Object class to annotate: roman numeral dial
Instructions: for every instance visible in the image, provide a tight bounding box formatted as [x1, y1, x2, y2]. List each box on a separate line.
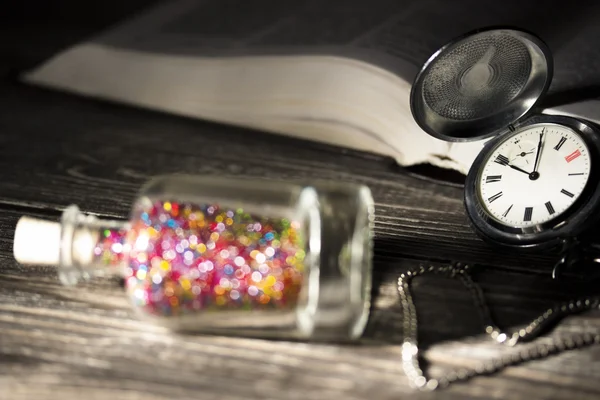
[523, 207, 533, 222]
[488, 192, 503, 203]
[561, 189, 574, 198]
[554, 137, 566, 151]
[494, 154, 509, 166]
[545, 201, 555, 215]
[565, 150, 581, 163]
[478, 124, 591, 228]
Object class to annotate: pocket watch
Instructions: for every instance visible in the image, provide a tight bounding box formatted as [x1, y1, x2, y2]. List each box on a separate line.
[410, 28, 600, 274]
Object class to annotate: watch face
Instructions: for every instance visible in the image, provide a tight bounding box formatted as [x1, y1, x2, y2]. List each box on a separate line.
[478, 123, 591, 228]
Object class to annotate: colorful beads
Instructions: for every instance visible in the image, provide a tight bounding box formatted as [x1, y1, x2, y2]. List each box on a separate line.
[124, 201, 306, 317]
[93, 227, 128, 266]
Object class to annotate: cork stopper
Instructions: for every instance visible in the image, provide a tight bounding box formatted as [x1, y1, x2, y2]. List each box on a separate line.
[13, 216, 61, 266]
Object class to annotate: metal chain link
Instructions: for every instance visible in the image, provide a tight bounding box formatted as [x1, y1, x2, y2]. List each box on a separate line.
[397, 263, 600, 391]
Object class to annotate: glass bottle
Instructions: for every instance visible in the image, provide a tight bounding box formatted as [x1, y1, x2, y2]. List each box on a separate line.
[13, 174, 374, 341]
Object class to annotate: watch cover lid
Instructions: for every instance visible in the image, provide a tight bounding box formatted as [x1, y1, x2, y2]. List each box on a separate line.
[410, 28, 553, 142]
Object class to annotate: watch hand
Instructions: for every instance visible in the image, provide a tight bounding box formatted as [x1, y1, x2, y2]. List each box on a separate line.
[508, 164, 530, 175]
[532, 128, 545, 173]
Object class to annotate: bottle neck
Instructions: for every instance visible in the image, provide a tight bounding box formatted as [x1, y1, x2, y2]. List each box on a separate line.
[58, 205, 129, 285]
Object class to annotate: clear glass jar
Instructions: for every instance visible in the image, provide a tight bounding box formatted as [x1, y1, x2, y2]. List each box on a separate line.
[14, 174, 374, 341]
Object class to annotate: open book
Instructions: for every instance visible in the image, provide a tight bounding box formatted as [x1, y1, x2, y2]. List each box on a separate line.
[22, 0, 600, 175]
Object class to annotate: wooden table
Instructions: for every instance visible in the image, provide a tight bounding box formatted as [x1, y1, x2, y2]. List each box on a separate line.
[2, 78, 600, 400]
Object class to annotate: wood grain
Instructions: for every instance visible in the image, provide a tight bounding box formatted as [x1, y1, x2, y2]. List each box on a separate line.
[2, 82, 600, 400]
